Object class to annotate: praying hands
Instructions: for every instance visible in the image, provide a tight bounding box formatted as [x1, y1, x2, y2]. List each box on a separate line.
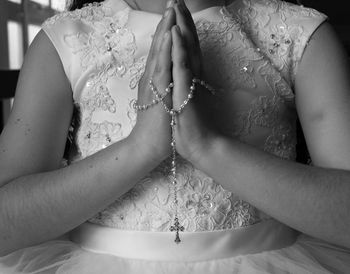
[133, 0, 350, 249]
[131, 0, 216, 166]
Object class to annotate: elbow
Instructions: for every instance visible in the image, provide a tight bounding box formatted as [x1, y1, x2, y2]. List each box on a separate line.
[0, 221, 18, 257]
[0, 237, 17, 257]
[334, 234, 350, 250]
[0, 226, 28, 257]
[0, 212, 20, 257]
[0, 248, 12, 258]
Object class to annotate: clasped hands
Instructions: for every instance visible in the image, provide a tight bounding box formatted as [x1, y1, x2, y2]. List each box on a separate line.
[129, 0, 216, 165]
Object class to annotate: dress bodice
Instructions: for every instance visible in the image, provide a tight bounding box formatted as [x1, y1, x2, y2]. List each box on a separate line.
[42, 0, 326, 232]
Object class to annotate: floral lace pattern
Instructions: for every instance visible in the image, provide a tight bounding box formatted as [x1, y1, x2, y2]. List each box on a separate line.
[43, 2, 145, 158]
[75, 64, 123, 157]
[196, 15, 262, 91]
[227, 0, 327, 83]
[42, 0, 325, 231]
[91, 156, 268, 231]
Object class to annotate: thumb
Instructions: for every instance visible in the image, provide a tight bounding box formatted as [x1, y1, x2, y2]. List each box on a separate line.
[171, 25, 194, 113]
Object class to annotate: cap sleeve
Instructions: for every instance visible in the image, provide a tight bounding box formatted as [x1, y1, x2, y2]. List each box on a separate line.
[278, 2, 328, 83]
[228, 0, 327, 88]
[41, 11, 79, 85]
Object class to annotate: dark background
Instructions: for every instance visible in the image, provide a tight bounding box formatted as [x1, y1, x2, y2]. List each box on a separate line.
[296, 0, 350, 53]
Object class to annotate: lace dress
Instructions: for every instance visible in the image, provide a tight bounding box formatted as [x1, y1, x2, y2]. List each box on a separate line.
[1, 0, 350, 273]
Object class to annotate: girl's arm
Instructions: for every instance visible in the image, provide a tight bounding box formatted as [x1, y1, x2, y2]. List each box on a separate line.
[0, 5, 176, 256]
[172, 1, 350, 249]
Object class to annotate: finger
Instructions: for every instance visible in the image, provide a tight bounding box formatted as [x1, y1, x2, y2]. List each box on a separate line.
[153, 7, 176, 59]
[143, 5, 176, 80]
[174, 3, 201, 76]
[153, 30, 173, 106]
[171, 25, 193, 110]
[178, 0, 198, 37]
[152, 0, 175, 52]
[166, 0, 175, 8]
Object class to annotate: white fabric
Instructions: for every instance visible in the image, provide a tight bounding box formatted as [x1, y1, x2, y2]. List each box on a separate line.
[2, 235, 350, 273]
[38, 0, 328, 234]
[2, 1, 350, 273]
[70, 220, 297, 261]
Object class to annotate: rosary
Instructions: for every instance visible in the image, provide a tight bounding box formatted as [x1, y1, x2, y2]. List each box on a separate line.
[133, 78, 215, 243]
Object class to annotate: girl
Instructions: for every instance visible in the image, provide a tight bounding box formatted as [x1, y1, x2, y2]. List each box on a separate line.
[1, 0, 350, 272]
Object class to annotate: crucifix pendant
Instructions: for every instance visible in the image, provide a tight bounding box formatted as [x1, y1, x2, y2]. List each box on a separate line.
[170, 217, 184, 244]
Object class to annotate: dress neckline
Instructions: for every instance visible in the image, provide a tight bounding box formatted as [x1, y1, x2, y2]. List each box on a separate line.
[104, 0, 228, 19]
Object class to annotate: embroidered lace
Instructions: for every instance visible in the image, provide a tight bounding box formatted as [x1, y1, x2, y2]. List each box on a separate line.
[42, 0, 326, 232]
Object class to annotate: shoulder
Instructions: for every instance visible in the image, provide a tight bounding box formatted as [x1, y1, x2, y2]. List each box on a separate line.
[226, 0, 327, 28]
[42, 2, 111, 30]
[41, 0, 130, 31]
[226, 0, 328, 83]
[40, 0, 132, 54]
[40, 1, 132, 85]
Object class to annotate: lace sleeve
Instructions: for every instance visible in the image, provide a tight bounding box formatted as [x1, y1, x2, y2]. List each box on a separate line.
[226, 0, 327, 89]
[278, 2, 328, 84]
[41, 11, 79, 84]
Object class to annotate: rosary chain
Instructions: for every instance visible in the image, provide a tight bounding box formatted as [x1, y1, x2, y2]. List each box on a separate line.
[134, 77, 215, 243]
[133, 80, 174, 111]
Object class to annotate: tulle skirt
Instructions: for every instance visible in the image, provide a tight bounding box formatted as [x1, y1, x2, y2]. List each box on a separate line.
[1, 220, 350, 274]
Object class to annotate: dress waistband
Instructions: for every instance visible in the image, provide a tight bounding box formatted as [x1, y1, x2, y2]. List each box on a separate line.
[70, 219, 298, 261]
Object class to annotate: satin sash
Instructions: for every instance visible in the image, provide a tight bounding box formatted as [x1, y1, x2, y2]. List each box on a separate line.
[70, 219, 298, 261]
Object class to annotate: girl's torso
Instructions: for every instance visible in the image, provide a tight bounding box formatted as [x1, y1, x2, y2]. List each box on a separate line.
[42, 0, 326, 232]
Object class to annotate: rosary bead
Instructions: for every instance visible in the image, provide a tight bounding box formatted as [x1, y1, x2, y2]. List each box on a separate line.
[133, 80, 174, 111]
[135, 77, 215, 244]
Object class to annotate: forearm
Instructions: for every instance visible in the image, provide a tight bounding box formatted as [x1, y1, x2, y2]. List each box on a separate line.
[0, 137, 160, 255]
[193, 136, 350, 248]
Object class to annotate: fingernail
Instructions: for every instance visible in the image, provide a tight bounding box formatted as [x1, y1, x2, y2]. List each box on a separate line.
[163, 8, 170, 17]
[174, 25, 181, 34]
[166, 0, 174, 8]
[164, 30, 170, 39]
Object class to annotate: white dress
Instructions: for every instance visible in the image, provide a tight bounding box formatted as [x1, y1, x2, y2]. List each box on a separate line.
[1, 0, 350, 273]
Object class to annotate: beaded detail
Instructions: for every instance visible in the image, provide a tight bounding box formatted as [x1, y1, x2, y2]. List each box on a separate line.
[42, 0, 326, 232]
